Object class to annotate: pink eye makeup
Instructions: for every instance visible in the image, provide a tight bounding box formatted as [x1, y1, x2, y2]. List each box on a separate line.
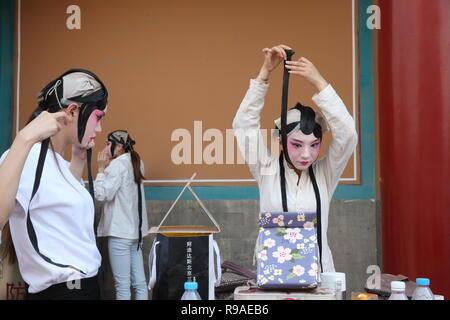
[93, 110, 105, 121]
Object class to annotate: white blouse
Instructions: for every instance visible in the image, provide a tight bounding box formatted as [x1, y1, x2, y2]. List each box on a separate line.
[0, 143, 101, 293]
[233, 79, 358, 272]
[94, 153, 149, 240]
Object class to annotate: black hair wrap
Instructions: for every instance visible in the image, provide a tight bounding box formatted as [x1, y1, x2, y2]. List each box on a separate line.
[284, 102, 323, 140]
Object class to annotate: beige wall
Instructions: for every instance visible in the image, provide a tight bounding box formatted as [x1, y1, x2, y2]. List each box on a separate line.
[15, 0, 360, 185]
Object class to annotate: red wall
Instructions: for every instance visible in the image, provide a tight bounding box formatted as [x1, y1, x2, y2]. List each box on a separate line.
[379, 0, 450, 298]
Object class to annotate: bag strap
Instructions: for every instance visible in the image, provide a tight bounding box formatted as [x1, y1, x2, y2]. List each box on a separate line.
[27, 138, 86, 275]
[156, 173, 220, 232]
[148, 239, 160, 290]
[212, 240, 222, 286]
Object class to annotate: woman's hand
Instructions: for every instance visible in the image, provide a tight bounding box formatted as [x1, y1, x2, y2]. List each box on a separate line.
[256, 44, 293, 82]
[17, 111, 69, 146]
[97, 146, 111, 173]
[285, 57, 329, 92]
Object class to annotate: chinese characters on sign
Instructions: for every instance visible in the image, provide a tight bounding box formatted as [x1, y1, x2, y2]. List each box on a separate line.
[6, 282, 26, 300]
[186, 241, 192, 281]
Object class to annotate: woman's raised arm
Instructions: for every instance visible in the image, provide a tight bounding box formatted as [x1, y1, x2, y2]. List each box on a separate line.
[0, 111, 68, 228]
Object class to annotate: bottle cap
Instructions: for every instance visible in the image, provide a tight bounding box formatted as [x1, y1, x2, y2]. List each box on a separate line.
[416, 278, 430, 286]
[391, 281, 405, 291]
[184, 281, 198, 290]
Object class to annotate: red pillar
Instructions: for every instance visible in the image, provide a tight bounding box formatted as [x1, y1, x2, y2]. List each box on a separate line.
[379, 0, 450, 298]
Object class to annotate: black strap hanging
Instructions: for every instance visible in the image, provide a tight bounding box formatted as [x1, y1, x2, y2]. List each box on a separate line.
[278, 49, 323, 272]
[27, 139, 86, 275]
[137, 183, 143, 251]
[86, 148, 98, 236]
[280, 49, 295, 167]
[86, 149, 95, 200]
[279, 154, 288, 212]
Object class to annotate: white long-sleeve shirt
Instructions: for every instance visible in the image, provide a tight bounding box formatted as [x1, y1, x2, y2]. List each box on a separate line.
[94, 153, 149, 240]
[233, 79, 358, 272]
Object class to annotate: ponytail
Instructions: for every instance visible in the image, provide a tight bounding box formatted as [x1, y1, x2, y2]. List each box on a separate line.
[130, 150, 145, 184]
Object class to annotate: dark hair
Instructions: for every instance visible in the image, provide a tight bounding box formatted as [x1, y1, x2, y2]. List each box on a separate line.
[277, 102, 323, 140]
[130, 150, 145, 185]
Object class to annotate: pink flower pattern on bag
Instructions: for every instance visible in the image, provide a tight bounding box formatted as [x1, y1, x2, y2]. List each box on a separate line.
[257, 212, 319, 289]
[292, 265, 305, 276]
[303, 221, 314, 231]
[283, 228, 303, 243]
[272, 215, 285, 227]
[272, 246, 292, 264]
[308, 263, 319, 277]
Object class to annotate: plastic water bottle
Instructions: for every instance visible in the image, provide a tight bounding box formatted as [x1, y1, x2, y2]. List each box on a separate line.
[412, 278, 434, 300]
[181, 281, 202, 300]
[335, 280, 344, 300]
[388, 281, 408, 300]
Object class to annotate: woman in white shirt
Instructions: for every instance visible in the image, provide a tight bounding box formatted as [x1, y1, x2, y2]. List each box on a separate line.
[0, 69, 108, 299]
[232, 45, 358, 272]
[94, 130, 149, 300]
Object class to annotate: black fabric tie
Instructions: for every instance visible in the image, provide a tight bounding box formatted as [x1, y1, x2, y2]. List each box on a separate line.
[137, 183, 143, 251]
[280, 50, 295, 167]
[86, 148, 98, 236]
[278, 49, 323, 272]
[27, 138, 86, 275]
